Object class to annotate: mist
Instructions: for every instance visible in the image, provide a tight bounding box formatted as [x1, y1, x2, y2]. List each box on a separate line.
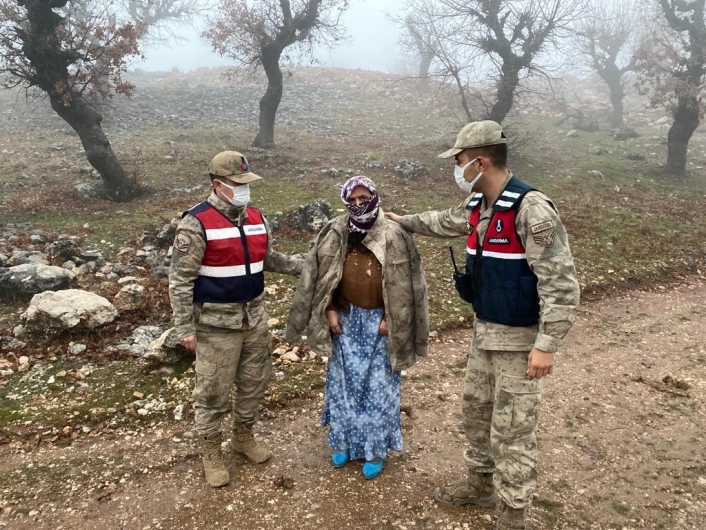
[133, 0, 408, 73]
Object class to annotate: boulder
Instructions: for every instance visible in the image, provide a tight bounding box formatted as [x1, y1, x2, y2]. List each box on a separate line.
[588, 146, 608, 155]
[588, 170, 605, 180]
[7, 250, 47, 266]
[46, 236, 82, 261]
[321, 167, 340, 178]
[72, 182, 107, 200]
[626, 152, 645, 161]
[613, 127, 639, 141]
[0, 263, 75, 301]
[113, 284, 145, 312]
[1, 336, 26, 351]
[113, 325, 164, 356]
[394, 159, 426, 180]
[144, 327, 191, 364]
[287, 199, 334, 232]
[150, 265, 170, 278]
[21, 289, 118, 337]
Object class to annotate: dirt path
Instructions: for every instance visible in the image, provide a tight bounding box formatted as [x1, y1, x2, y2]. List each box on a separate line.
[2, 283, 705, 530]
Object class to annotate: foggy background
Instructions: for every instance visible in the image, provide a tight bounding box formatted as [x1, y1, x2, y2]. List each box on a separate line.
[134, 0, 408, 72]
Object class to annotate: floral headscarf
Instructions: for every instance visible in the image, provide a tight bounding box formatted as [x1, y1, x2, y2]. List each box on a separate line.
[340, 176, 380, 234]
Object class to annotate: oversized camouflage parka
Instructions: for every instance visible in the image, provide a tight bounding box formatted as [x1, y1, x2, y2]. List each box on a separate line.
[285, 209, 429, 372]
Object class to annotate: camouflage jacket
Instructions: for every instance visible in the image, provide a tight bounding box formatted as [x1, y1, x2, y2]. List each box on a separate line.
[285, 210, 429, 372]
[169, 192, 304, 338]
[400, 173, 580, 353]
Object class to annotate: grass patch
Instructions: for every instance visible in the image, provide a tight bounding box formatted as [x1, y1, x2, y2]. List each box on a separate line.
[266, 360, 326, 408]
[0, 357, 195, 430]
[534, 498, 564, 512]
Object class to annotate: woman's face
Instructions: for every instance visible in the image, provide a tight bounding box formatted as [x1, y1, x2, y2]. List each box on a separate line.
[348, 185, 373, 206]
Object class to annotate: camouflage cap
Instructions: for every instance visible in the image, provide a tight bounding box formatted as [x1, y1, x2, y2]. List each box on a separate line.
[438, 120, 507, 158]
[208, 151, 262, 184]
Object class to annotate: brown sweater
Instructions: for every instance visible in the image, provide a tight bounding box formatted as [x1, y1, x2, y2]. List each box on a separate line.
[332, 244, 384, 310]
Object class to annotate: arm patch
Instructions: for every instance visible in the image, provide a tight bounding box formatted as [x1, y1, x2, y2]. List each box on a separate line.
[174, 233, 192, 255]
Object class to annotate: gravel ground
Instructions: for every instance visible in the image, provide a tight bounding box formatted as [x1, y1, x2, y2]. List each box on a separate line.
[1, 281, 705, 530]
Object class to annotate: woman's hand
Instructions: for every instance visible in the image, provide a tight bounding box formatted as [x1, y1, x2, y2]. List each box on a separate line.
[327, 309, 344, 334]
[378, 315, 388, 335]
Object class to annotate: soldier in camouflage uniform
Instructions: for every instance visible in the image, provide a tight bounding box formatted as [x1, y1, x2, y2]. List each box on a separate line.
[386, 121, 580, 529]
[169, 151, 304, 487]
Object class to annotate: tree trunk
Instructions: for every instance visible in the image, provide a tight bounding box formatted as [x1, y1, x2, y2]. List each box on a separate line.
[487, 65, 520, 123]
[601, 67, 625, 129]
[665, 94, 700, 176]
[417, 52, 433, 90]
[609, 89, 625, 129]
[50, 92, 137, 202]
[253, 49, 284, 149]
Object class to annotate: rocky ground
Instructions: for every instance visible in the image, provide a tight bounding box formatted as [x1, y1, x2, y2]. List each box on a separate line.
[2, 65, 706, 530]
[1, 282, 705, 530]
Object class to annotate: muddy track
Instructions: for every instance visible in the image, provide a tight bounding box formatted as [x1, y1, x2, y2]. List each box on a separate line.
[1, 283, 705, 530]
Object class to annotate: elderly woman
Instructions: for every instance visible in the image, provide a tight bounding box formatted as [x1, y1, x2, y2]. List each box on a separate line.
[286, 176, 429, 480]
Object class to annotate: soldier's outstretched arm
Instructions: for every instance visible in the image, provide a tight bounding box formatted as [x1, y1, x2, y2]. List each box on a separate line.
[262, 216, 305, 276]
[517, 193, 581, 355]
[169, 215, 206, 340]
[386, 200, 470, 238]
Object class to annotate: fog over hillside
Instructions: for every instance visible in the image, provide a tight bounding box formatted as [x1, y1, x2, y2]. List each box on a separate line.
[133, 0, 409, 73]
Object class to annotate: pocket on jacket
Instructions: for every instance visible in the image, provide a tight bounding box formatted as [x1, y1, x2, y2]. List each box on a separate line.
[494, 374, 542, 435]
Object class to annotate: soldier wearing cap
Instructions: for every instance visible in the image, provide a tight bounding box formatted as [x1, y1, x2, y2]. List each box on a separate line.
[386, 121, 580, 529]
[169, 151, 304, 487]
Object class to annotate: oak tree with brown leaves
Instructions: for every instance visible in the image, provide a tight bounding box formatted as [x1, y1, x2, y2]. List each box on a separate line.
[0, 0, 146, 201]
[636, 0, 706, 176]
[204, 0, 349, 149]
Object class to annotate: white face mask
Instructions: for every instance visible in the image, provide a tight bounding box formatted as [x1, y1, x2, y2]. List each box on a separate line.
[454, 157, 482, 194]
[219, 181, 250, 207]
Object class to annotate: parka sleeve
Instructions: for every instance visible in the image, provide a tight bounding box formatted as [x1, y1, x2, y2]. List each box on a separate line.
[516, 193, 581, 353]
[285, 231, 324, 343]
[404, 230, 429, 357]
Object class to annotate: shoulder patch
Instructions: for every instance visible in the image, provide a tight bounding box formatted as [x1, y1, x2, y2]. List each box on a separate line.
[530, 220, 554, 234]
[174, 233, 192, 255]
[533, 231, 556, 247]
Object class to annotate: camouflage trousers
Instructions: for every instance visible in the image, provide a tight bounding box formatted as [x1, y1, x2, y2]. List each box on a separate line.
[192, 323, 272, 437]
[462, 342, 543, 509]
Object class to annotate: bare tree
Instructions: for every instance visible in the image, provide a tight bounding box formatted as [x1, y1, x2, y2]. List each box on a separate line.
[635, 0, 706, 176]
[401, 0, 584, 124]
[0, 0, 145, 201]
[574, 0, 640, 129]
[399, 14, 437, 89]
[63, 1, 206, 47]
[204, 0, 349, 149]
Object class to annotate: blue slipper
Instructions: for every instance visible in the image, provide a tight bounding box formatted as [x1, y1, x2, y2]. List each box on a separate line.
[331, 451, 349, 468]
[362, 458, 384, 480]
